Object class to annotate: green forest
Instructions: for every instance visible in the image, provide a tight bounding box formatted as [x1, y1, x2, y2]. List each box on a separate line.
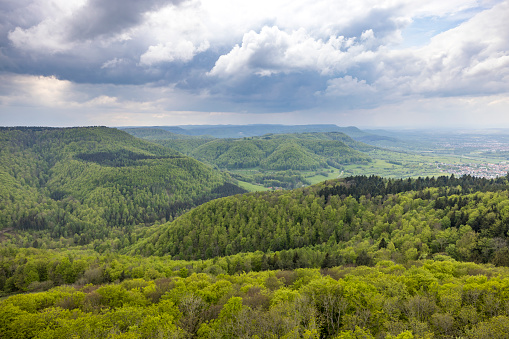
[128, 174, 509, 265]
[125, 130, 372, 171]
[3, 127, 509, 338]
[123, 129, 373, 189]
[0, 127, 245, 245]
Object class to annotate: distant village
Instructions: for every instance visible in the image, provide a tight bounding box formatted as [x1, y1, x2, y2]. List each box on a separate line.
[435, 162, 509, 179]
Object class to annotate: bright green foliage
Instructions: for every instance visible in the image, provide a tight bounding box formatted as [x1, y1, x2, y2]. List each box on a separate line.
[335, 326, 375, 338]
[466, 315, 509, 338]
[5, 127, 509, 338]
[385, 330, 414, 338]
[2, 262, 509, 338]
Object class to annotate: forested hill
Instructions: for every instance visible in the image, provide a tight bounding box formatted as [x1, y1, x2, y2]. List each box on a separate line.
[149, 124, 345, 138]
[127, 131, 373, 170]
[122, 128, 215, 157]
[0, 127, 245, 244]
[122, 127, 213, 141]
[128, 174, 509, 266]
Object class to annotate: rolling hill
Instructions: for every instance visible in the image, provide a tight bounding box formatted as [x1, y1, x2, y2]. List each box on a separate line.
[188, 133, 372, 170]
[0, 127, 245, 244]
[127, 174, 509, 265]
[3, 128, 509, 339]
[124, 131, 373, 171]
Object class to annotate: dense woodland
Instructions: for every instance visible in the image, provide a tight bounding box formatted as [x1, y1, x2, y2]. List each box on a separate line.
[231, 170, 312, 190]
[2, 247, 509, 338]
[129, 174, 509, 268]
[3, 127, 509, 338]
[124, 129, 374, 189]
[123, 130, 373, 170]
[0, 127, 245, 245]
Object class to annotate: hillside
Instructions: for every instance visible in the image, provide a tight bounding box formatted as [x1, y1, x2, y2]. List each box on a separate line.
[128, 174, 509, 266]
[165, 124, 345, 138]
[184, 133, 371, 170]
[3, 164, 509, 338]
[4, 128, 509, 339]
[122, 129, 386, 189]
[0, 127, 245, 244]
[121, 128, 215, 155]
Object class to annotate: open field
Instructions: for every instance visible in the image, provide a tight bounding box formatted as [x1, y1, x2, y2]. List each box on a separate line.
[236, 180, 270, 192]
[230, 148, 509, 192]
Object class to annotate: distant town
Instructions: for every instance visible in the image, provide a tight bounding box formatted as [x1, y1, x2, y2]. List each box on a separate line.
[435, 162, 509, 179]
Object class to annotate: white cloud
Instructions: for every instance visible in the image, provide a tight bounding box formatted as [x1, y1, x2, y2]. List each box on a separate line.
[207, 1, 509, 103]
[136, 1, 212, 65]
[0, 73, 77, 107]
[140, 40, 209, 66]
[0, 73, 159, 112]
[208, 26, 371, 78]
[8, 19, 72, 53]
[101, 58, 128, 69]
[400, 1, 509, 95]
[7, 0, 86, 53]
[323, 76, 377, 97]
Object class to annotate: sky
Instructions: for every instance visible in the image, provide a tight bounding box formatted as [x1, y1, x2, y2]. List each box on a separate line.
[1, 0, 508, 128]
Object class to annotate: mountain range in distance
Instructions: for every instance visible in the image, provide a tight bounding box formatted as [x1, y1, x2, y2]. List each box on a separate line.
[120, 124, 405, 149]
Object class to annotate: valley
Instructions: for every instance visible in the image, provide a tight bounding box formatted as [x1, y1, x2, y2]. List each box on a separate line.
[2, 125, 509, 338]
[123, 126, 509, 190]
[3, 1, 507, 336]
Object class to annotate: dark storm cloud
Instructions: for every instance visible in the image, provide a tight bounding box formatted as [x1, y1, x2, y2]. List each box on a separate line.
[65, 0, 185, 41]
[0, 0, 42, 45]
[201, 71, 327, 112]
[0, 0, 199, 86]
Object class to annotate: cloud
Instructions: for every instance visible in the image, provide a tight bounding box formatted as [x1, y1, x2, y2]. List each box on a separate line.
[4, 0, 212, 85]
[341, 94, 509, 129]
[139, 39, 210, 66]
[208, 26, 369, 78]
[323, 76, 377, 97]
[382, 1, 509, 98]
[0, 73, 157, 111]
[1, 0, 508, 127]
[6, 0, 81, 53]
[101, 58, 128, 69]
[64, 0, 185, 41]
[0, 73, 78, 107]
